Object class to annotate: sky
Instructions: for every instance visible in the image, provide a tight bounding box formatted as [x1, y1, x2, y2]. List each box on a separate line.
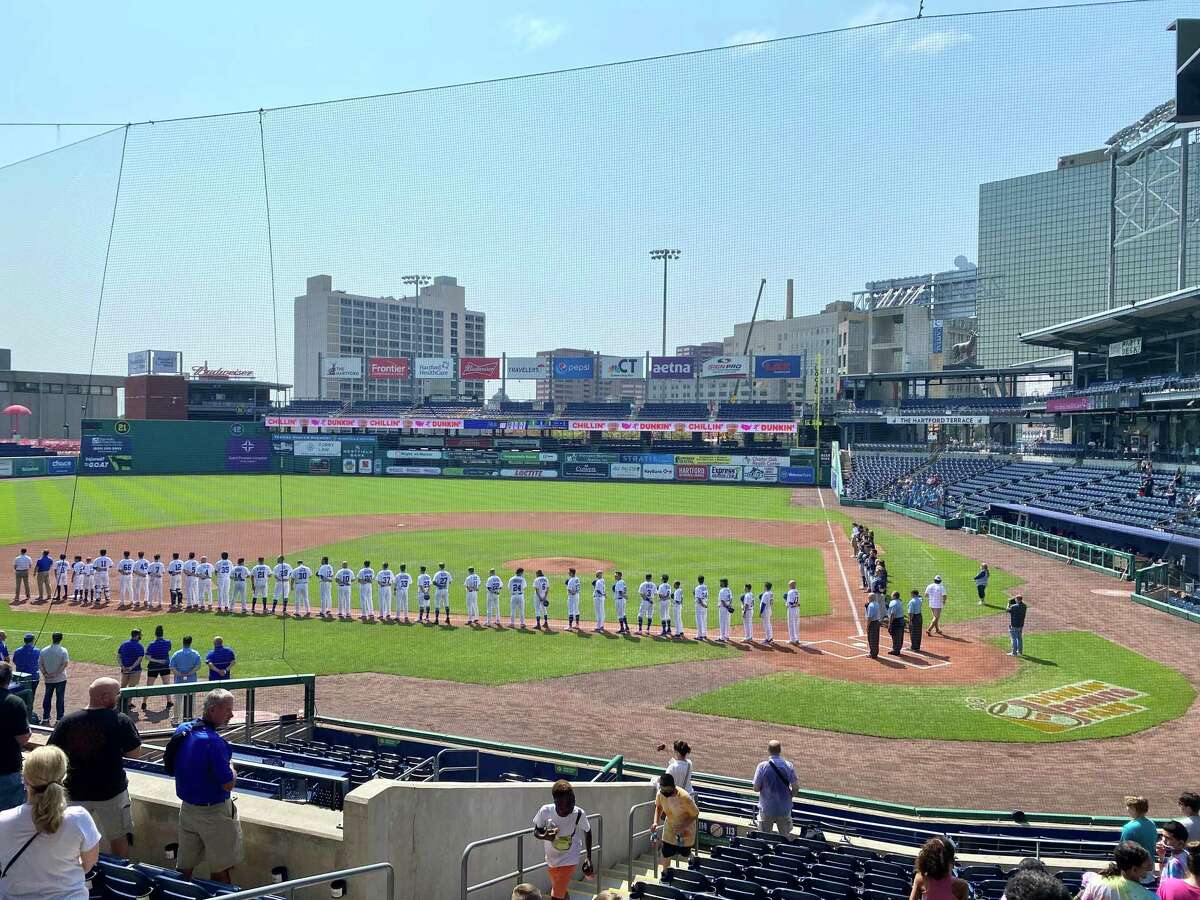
[0, 0, 1191, 391]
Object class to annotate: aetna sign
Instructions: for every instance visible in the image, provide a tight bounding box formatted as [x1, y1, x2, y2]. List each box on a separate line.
[368, 357, 410, 380]
[649, 356, 695, 379]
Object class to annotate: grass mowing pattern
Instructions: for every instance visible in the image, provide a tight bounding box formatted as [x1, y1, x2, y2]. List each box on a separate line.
[670, 631, 1193, 742]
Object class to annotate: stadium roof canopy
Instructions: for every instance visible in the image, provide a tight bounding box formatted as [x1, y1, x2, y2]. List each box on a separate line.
[841, 360, 1071, 383]
[1019, 284, 1200, 353]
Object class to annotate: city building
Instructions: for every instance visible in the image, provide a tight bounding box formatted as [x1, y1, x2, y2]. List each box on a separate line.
[293, 274, 487, 403]
[857, 257, 978, 322]
[531, 350, 647, 406]
[124, 361, 288, 422]
[0, 348, 122, 439]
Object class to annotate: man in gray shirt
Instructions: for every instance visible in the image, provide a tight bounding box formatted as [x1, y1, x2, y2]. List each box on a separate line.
[38, 633, 69, 725]
[864, 590, 883, 660]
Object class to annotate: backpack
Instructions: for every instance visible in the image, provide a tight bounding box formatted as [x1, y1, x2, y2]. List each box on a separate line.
[163, 719, 202, 776]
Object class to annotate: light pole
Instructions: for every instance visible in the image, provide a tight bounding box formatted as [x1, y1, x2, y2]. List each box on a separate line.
[402, 274, 430, 403]
[649, 249, 681, 357]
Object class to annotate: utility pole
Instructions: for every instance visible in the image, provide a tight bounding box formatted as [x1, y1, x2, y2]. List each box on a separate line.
[649, 249, 681, 356]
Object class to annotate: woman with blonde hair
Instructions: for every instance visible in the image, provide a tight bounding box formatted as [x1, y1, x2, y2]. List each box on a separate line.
[0, 745, 100, 900]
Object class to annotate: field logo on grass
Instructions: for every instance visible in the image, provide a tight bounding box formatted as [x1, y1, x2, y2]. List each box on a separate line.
[970, 680, 1148, 734]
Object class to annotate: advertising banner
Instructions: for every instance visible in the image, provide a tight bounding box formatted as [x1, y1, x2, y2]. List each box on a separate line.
[1046, 397, 1089, 413]
[226, 437, 271, 473]
[505, 357, 551, 380]
[754, 354, 805, 378]
[738, 455, 789, 467]
[563, 452, 618, 463]
[610, 463, 642, 479]
[599, 356, 643, 379]
[0, 460, 11, 477]
[395, 436, 445, 446]
[885, 415, 989, 425]
[323, 356, 363, 379]
[641, 463, 675, 480]
[700, 356, 750, 378]
[932, 320, 944, 354]
[501, 468, 559, 478]
[444, 449, 501, 464]
[308, 458, 331, 474]
[649, 356, 694, 379]
[500, 450, 542, 464]
[562, 462, 610, 478]
[127, 351, 150, 376]
[462, 418, 503, 430]
[619, 452, 674, 464]
[46, 457, 77, 475]
[458, 357, 501, 380]
[367, 357, 410, 380]
[415, 357, 454, 379]
[386, 449, 444, 460]
[151, 351, 180, 374]
[675, 454, 730, 465]
[708, 464, 742, 482]
[494, 437, 540, 449]
[741, 464, 780, 483]
[778, 466, 816, 485]
[674, 464, 708, 481]
[358, 458, 374, 474]
[81, 434, 133, 474]
[294, 439, 342, 457]
[552, 356, 595, 380]
[447, 437, 493, 448]
[342, 458, 357, 474]
[385, 465, 441, 476]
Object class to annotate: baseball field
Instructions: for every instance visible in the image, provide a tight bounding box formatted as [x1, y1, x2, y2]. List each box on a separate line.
[0, 474, 1192, 749]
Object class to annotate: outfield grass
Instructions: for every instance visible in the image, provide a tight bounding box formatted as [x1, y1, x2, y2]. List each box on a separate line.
[670, 631, 1194, 742]
[0, 475, 829, 545]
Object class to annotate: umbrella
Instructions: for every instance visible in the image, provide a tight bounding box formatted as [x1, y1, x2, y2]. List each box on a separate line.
[3, 404, 31, 439]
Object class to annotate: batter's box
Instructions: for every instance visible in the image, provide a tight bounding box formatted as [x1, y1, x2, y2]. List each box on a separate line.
[801, 640, 868, 659]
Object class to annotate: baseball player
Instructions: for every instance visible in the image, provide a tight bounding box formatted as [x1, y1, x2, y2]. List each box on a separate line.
[82, 558, 96, 606]
[292, 559, 312, 618]
[93, 549, 112, 605]
[741, 583, 755, 642]
[694, 575, 709, 641]
[672, 580, 685, 638]
[508, 566, 527, 628]
[759, 581, 775, 644]
[657, 575, 672, 636]
[485, 568, 503, 626]
[271, 555, 291, 616]
[637, 574, 655, 634]
[376, 563, 394, 622]
[182, 552, 199, 610]
[592, 570, 607, 632]
[357, 560, 375, 622]
[53, 554, 69, 603]
[167, 553, 183, 609]
[116, 551, 134, 609]
[133, 551, 151, 609]
[250, 556, 270, 614]
[70, 556, 84, 604]
[785, 579, 801, 644]
[395, 564, 411, 623]
[565, 568, 581, 630]
[231, 557, 250, 614]
[433, 563, 452, 625]
[148, 554, 165, 610]
[196, 556, 215, 610]
[533, 569, 549, 630]
[613, 572, 628, 635]
[335, 561, 354, 619]
[215, 552, 233, 612]
[463, 566, 480, 625]
[416, 566, 432, 623]
[317, 556, 334, 618]
[717, 579, 734, 642]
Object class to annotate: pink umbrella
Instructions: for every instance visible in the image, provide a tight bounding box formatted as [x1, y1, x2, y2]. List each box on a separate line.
[3, 404, 31, 438]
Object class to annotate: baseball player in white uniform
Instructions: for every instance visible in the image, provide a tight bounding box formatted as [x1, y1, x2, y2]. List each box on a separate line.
[717, 578, 734, 642]
[197, 557, 215, 610]
[565, 569, 581, 630]
[53, 554, 70, 602]
[376, 563, 394, 621]
[785, 579, 801, 644]
[70, 556, 85, 604]
[182, 553, 199, 610]
[250, 557, 270, 614]
[231, 558, 250, 614]
[592, 571, 607, 631]
[416, 566, 432, 623]
[485, 569, 502, 626]
[357, 561, 375, 621]
[463, 567, 480, 625]
[167, 553, 183, 609]
[292, 560, 312, 617]
[317, 557, 334, 618]
[93, 549, 112, 605]
[82, 558, 96, 604]
[215, 553, 233, 612]
[395, 564, 411, 622]
[117, 552, 134, 609]
[533, 570, 549, 630]
[694, 575, 709, 641]
[672, 581, 685, 638]
[657, 576, 672, 636]
[637, 575, 655, 634]
[741, 584, 755, 642]
[271, 556, 291, 616]
[433, 564, 452, 625]
[133, 552, 150, 609]
[335, 561, 354, 619]
[148, 554, 165, 610]
[508, 567, 527, 628]
[613, 572, 629, 634]
[759, 581, 775, 644]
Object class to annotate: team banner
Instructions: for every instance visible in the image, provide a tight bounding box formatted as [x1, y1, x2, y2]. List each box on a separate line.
[754, 355, 805, 378]
[323, 356, 363, 379]
[458, 356, 501, 380]
[885, 415, 989, 425]
[505, 357, 551, 380]
[649, 356, 694, 379]
[415, 357, 454, 379]
[700, 356, 750, 378]
[599, 356, 643, 379]
[552, 356, 595, 380]
[368, 357, 410, 380]
[127, 351, 150, 376]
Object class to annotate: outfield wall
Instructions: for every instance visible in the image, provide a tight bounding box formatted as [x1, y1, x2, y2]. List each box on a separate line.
[0, 455, 77, 478]
[81, 419, 272, 475]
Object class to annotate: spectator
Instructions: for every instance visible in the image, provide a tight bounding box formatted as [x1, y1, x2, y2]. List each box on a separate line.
[751, 740, 797, 836]
[12, 634, 40, 721]
[34, 551, 53, 604]
[48, 677, 142, 857]
[0, 631, 8, 662]
[1124, 797, 1159, 858]
[170, 636, 202, 720]
[594, 892, 623, 900]
[1004, 868, 1071, 900]
[651, 772, 699, 870]
[512, 886, 542, 900]
[11, 549, 32, 604]
[1080, 841, 1156, 900]
[974, 564, 990, 605]
[1007, 596, 1028, 657]
[1159, 821, 1191, 880]
[659, 740, 692, 794]
[532, 780, 594, 900]
[1179, 794, 1200, 842]
[0, 745, 100, 900]
[170, 688, 243, 883]
[116, 629, 144, 689]
[0, 664, 32, 812]
[38, 632, 68, 726]
[1157, 845, 1200, 900]
[206, 637, 235, 681]
[910, 836, 969, 900]
[145, 625, 173, 715]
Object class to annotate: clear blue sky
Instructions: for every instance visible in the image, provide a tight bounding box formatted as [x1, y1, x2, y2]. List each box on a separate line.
[0, 0, 1190, 388]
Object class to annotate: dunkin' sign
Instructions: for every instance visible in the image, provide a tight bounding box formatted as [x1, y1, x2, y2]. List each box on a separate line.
[458, 357, 501, 380]
[368, 357, 410, 380]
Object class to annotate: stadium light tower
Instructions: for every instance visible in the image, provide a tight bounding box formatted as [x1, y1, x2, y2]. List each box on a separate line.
[402, 275, 431, 400]
[649, 249, 682, 356]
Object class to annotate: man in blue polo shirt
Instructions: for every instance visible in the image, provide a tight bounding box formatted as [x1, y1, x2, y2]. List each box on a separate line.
[34, 551, 53, 604]
[117, 629, 145, 690]
[752, 740, 798, 836]
[205, 638, 235, 681]
[12, 634, 40, 721]
[170, 636, 202, 721]
[170, 688, 242, 883]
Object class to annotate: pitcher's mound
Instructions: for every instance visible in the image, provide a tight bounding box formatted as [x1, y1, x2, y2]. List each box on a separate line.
[505, 557, 614, 574]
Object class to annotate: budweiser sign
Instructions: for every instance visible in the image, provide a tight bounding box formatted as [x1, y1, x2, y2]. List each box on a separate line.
[458, 357, 501, 380]
[191, 364, 254, 380]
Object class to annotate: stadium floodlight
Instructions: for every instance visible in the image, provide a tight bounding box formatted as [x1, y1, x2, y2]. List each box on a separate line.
[649, 249, 682, 356]
[402, 275, 431, 401]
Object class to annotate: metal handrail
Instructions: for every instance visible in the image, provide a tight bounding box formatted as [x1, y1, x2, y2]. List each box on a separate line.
[460, 814, 603, 900]
[626, 799, 658, 889]
[399, 755, 437, 782]
[592, 754, 623, 782]
[436, 747, 480, 782]
[216, 862, 394, 899]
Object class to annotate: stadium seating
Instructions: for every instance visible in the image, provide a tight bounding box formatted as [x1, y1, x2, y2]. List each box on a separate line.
[844, 454, 925, 500]
[640, 403, 710, 420]
[564, 402, 633, 417]
[273, 399, 341, 415]
[717, 402, 794, 421]
[92, 854, 281, 899]
[497, 400, 548, 414]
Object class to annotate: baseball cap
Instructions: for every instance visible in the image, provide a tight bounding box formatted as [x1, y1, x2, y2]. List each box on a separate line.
[934, 575, 942, 582]
[22, 633, 35, 642]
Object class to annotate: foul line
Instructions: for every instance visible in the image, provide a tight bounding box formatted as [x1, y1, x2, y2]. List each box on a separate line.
[816, 488, 864, 637]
